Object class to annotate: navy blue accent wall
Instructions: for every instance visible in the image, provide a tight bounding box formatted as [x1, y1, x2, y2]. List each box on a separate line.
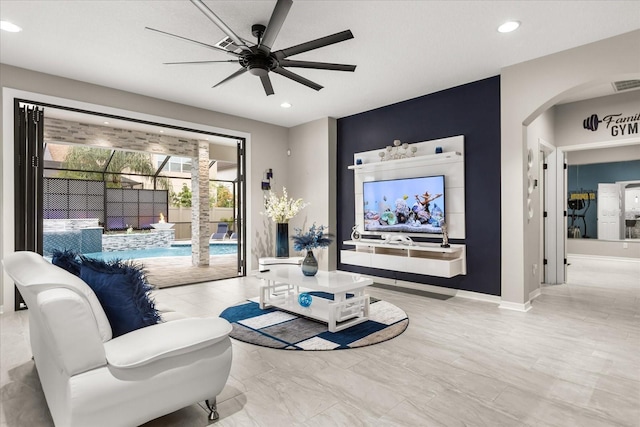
[337, 76, 501, 296]
[568, 160, 640, 239]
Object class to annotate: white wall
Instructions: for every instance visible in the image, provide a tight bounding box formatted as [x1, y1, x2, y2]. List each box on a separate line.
[287, 117, 337, 271]
[500, 29, 640, 309]
[1, 64, 289, 311]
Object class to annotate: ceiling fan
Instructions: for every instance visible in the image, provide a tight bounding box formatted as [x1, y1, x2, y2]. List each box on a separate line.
[146, 0, 356, 96]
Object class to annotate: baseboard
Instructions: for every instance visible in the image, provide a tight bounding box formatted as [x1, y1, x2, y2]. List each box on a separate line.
[567, 254, 640, 264]
[346, 274, 501, 304]
[498, 301, 532, 312]
[529, 287, 542, 301]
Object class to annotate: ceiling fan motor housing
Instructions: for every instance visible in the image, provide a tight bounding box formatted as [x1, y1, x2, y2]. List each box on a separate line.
[241, 52, 277, 76]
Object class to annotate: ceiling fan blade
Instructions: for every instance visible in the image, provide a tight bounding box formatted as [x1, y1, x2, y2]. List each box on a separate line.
[163, 60, 239, 65]
[274, 30, 354, 59]
[272, 67, 323, 91]
[145, 27, 239, 56]
[213, 68, 247, 88]
[279, 59, 356, 72]
[190, 0, 252, 53]
[258, 0, 292, 53]
[260, 75, 275, 96]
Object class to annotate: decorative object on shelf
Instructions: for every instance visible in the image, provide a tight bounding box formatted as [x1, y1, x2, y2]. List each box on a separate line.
[350, 225, 361, 240]
[292, 224, 334, 276]
[262, 187, 309, 258]
[301, 251, 318, 276]
[440, 221, 450, 248]
[298, 292, 313, 307]
[379, 139, 415, 161]
[276, 223, 289, 257]
[383, 234, 414, 245]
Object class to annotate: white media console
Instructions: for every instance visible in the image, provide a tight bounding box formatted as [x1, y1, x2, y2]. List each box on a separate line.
[341, 239, 466, 278]
[342, 135, 467, 278]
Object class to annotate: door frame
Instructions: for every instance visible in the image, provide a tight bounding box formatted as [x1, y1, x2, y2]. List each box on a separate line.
[2, 88, 253, 312]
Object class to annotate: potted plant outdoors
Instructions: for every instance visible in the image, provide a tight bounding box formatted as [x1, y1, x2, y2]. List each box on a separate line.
[292, 224, 334, 276]
[263, 187, 309, 258]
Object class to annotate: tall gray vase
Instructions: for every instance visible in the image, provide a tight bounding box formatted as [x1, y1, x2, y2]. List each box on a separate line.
[276, 223, 289, 258]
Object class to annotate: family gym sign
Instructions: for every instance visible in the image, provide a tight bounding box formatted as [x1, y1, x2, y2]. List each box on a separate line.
[583, 112, 640, 137]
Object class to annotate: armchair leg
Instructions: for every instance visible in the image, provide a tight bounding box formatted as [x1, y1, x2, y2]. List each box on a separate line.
[205, 398, 219, 422]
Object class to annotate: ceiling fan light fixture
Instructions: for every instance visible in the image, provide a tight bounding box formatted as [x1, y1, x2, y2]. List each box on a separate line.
[248, 66, 269, 76]
[498, 21, 520, 33]
[0, 20, 22, 32]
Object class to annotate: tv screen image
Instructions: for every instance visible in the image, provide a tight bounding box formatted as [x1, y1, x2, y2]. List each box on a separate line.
[363, 175, 445, 234]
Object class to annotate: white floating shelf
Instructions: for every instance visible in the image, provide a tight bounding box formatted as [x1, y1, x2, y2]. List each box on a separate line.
[348, 151, 462, 171]
[341, 240, 467, 277]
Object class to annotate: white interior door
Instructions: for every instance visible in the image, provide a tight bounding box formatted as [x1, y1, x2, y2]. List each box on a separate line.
[597, 183, 620, 240]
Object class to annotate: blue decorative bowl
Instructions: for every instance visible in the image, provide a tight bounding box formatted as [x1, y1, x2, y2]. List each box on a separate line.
[298, 292, 313, 307]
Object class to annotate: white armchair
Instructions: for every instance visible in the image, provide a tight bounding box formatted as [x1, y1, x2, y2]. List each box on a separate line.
[2, 251, 233, 427]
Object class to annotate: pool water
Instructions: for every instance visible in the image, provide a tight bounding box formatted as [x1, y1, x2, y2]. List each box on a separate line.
[84, 243, 237, 262]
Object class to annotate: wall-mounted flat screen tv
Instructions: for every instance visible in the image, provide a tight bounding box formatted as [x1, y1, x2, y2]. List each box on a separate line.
[363, 175, 445, 234]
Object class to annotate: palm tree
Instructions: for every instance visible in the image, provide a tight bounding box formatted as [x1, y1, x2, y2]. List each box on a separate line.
[59, 146, 170, 189]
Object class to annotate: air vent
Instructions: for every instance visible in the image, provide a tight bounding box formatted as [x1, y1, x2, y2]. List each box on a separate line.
[612, 80, 640, 92]
[214, 36, 242, 53]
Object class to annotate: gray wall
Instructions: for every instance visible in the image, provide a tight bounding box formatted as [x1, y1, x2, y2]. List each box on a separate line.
[500, 29, 640, 308]
[524, 109, 555, 298]
[287, 118, 337, 271]
[555, 89, 640, 259]
[555, 90, 640, 147]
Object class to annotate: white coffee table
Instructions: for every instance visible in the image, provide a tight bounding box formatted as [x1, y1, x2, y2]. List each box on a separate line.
[256, 265, 373, 332]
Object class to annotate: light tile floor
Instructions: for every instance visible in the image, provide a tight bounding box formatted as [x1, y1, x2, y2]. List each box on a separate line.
[143, 254, 239, 288]
[1, 258, 638, 426]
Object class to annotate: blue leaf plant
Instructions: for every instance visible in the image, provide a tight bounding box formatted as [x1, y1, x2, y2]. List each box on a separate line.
[291, 223, 334, 252]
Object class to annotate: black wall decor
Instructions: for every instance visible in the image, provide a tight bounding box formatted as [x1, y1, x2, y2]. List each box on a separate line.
[337, 76, 501, 296]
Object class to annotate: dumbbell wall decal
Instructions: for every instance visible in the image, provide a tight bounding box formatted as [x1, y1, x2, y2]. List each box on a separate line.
[583, 114, 601, 131]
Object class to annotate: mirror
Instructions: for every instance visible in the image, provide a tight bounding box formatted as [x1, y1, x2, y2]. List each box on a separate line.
[567, 146, 640, 241]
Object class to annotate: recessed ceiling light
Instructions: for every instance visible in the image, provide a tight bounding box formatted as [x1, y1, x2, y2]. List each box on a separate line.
[280, 102, 292, 108]
[103, 121, 110, 125]
[159, 130, 164, 133]
[498, 21, 520, 33]
[0, 20, 22, 32]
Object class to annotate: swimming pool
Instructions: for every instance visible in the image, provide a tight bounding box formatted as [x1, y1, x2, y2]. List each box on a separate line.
[83, 243, 237, 262]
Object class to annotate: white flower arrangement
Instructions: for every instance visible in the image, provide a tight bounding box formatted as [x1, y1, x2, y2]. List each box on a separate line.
[262, 187, 309, 223]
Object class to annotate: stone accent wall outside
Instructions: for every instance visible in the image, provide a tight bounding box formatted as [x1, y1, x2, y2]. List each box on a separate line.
[43, 218, 100, 232]
[102, 230, 175, 252]
[44, 118, 199, 157]
[191, 141, 210, 266]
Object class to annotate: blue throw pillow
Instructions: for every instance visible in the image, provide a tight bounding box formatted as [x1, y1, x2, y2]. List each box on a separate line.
[79, 257, 161, 338]
[51, 249, 82, 277]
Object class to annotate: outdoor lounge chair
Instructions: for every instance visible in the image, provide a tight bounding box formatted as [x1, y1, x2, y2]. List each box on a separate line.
[210, 223, 228, 240]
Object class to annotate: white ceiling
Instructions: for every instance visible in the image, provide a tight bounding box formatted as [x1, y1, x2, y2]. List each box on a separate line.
[1, 1, 639, 129]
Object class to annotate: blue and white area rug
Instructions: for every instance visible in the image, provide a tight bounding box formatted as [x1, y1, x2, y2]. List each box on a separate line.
[219, 296, 409, 350]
